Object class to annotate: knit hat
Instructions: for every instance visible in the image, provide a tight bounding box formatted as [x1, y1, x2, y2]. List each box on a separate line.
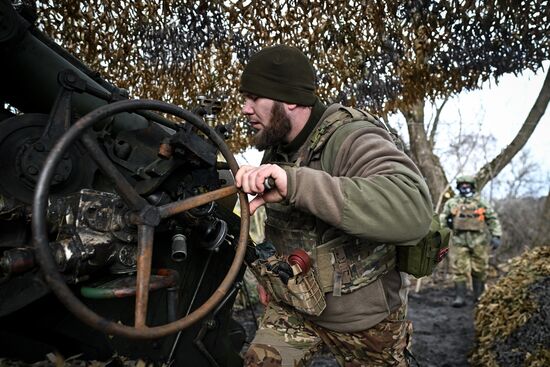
[239, 45, 317, 106]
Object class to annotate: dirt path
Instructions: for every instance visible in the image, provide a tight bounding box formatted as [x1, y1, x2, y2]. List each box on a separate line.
[235, 283, 476, 367]
[407, 285, 475, 367]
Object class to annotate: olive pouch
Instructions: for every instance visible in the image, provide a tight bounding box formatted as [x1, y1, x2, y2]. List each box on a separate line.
[396, 214, 451, 278]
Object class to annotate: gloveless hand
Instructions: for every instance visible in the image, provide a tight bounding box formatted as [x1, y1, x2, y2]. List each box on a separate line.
[235, 164, 288, 214]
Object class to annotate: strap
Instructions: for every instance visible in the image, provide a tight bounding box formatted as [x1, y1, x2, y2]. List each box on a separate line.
[302, 105, 396, 167]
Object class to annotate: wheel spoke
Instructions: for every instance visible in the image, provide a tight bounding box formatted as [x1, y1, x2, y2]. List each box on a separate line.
[158, 185, 238, 219]
[32, 99, 250, 339]
[81, 133, 147, 211]
[135, 224, 155, 328]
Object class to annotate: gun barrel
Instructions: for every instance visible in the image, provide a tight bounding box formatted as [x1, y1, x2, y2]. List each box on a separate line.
[0, 1, 148, 132]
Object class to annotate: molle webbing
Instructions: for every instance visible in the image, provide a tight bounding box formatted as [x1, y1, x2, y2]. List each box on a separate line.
[263, 105, 396, 297]
[315, 236, 395, 295]
[452, 202, 486, 231]
[265, 203, 395, 296]
[265, 202, 319, 255]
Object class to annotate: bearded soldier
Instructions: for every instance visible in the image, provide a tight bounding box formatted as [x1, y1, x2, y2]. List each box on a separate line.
[235, 45, 433, 367]
[440, 175, 502, 307]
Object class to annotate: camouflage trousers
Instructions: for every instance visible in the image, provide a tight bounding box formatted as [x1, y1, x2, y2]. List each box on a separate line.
[244, 302, 412, 367]
[449, 231, 490, 283]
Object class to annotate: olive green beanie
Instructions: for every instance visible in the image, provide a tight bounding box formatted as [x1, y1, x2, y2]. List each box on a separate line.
[239, 45, 317, 106]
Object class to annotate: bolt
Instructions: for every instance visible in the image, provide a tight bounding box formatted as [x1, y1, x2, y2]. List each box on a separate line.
[206, 319, 217, 329]
[66, 72, 77, 83]
[34, 143, 45, 152]
[27, 166, 38, 175]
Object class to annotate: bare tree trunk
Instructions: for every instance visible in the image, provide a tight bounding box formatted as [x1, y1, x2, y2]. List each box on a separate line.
[534, 188, 550, 246]
[476, 70, 550, 190]
[402, 100, 449, 204]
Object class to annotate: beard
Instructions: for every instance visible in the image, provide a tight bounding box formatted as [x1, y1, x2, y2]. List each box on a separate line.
[252, 102, 291, 151]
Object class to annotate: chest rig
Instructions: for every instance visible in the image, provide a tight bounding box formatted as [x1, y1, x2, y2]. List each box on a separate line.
[263, 106, 396, 296]
[451, 197, 487, 232]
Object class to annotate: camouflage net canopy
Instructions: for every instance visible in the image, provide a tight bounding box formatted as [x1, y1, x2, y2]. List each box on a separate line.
[34, 0, 550, 151]
[471, 246, 550, 367]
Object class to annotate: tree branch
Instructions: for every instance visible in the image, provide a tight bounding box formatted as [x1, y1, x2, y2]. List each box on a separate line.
[476, 69, 550, 190]
[429, 97, 449, 148]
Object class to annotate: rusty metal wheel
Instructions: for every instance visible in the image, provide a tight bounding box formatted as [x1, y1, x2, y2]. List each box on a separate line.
[32, 99, 249, 339]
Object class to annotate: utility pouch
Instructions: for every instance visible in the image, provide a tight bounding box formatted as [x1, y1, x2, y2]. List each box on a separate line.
[250, 254, 326, 316]
[396, 214, 451, 278]
[285, 262, 326, 316]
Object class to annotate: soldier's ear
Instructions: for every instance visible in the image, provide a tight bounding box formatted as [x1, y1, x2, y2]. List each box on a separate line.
[284, 103, 298, 111]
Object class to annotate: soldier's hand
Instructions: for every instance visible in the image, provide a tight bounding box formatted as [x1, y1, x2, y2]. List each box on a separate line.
[257, 284, 270, 307]
[490, 236, 501, 250]
[235, 164, 288, 214]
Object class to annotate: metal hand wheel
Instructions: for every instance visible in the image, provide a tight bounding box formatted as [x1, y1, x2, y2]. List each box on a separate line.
[32, 99, 249, 339]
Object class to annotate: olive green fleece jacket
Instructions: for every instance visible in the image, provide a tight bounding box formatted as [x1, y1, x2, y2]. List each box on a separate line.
[266, 102, 433, 331]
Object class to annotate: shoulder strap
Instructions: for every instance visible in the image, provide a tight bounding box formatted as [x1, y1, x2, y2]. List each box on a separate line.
[301, 106, 389, 166]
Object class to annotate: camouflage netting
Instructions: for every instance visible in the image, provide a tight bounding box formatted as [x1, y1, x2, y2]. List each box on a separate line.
[29, 0, 550, 152]
[470, 245, 550, 367]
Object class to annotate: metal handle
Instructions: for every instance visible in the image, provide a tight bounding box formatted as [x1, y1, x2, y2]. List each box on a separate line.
[264, 177, 275, 190]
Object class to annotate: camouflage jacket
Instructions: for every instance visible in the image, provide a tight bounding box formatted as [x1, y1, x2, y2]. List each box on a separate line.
[440, 195, 502, 242]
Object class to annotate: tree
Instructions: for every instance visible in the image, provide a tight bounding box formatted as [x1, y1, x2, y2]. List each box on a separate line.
[34, 0, 550, 199]
[475, 71, 550, 190]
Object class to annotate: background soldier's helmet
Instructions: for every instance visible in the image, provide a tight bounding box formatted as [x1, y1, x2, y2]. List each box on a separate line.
[456, 175, 476, 188]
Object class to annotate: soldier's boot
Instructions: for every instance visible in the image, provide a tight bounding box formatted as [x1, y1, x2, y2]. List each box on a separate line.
[452, 282, 467, 308]
[472, 278, 485, 302]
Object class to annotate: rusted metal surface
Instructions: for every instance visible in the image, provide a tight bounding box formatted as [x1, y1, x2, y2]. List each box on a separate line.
[159, 185, 238, 219]
[32, 98, 250, 339]
[158, 141, 173, 159]
[0, 248, 35, 277]
[135, 224, 154, 328]
[80, 269, 179, 299]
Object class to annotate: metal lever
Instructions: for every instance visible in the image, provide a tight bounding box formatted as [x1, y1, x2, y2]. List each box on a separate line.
[264, 177, 275, 190]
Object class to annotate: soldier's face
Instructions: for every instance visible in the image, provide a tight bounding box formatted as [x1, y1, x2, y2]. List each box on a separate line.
[241, 95, 291, 150]
[458, 183, 474, 197]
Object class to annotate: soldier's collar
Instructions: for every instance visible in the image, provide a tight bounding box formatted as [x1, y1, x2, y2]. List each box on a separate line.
[280, 98, 326, 154]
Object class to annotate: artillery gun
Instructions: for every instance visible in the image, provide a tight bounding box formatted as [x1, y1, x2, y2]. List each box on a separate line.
[0, 1, 250, 365]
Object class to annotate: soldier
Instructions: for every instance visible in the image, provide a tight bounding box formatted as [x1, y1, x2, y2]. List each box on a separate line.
[440, 175, 502, 308]
[235, 45, 433, 366]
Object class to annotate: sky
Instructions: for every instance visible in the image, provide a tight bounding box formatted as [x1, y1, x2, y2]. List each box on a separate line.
[413, 61, 550, 177]
[236, 62, 550, 197]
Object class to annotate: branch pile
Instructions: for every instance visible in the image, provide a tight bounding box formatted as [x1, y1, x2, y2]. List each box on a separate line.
[471, 245, 550, 367]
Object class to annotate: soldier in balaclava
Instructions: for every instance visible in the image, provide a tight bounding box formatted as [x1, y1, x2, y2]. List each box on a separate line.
[440, 175, 502, 307]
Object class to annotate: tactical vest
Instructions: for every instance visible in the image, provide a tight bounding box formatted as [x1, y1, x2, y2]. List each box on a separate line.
[264, 105, 396, 296]
[451, 199, 487, 232]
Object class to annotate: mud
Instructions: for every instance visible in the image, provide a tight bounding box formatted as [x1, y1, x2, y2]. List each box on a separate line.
[234, 283, 476, 367]
[0, 283, 476, 366]
[407, 285, 475, 367]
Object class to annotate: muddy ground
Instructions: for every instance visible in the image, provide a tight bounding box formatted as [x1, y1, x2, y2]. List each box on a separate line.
[234, 281, 476, 367]
[0, 279, 476, 367]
